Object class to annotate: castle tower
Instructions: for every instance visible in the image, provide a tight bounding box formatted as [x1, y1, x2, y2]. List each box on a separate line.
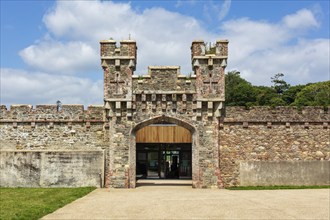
[100, 39, 137, 117]
[191, 40, 228, 116]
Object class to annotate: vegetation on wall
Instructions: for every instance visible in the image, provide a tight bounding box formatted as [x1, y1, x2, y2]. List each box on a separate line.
[225, 71, 330, 107]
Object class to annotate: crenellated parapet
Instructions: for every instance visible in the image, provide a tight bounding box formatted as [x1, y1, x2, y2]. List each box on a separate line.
[223, 106, 330, 129]
[103, 39, 228, 121]
[0, 104, 104, 123]
[0, 105, 106, 151]
[100, 39, 137, 101]
[191, 40, 228, 101]
[132, 66, 196, 93]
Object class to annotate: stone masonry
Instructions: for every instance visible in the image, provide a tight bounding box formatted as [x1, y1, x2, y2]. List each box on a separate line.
[101, 39, 228, 188]
[0, 39, 329, 188]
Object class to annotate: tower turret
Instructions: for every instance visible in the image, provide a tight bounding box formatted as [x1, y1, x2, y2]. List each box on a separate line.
[100, 39, 137, 101]
[191, 39, 228, 117]
[191, 40, 228, 100]
[100, 39, 137, 118]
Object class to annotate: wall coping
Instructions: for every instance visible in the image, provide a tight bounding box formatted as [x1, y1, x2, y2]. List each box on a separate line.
[0, 150, 104, 153]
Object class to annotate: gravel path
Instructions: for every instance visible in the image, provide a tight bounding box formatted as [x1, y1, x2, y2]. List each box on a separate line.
[42, 181, 330, 220]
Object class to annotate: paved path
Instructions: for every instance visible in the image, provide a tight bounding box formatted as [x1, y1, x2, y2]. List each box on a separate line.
[42, 181, 330, 220]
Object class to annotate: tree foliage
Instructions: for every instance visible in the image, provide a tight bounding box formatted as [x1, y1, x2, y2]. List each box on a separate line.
[292, 81, 330, 107]
[271, 73, 290, 94]
[225, 71, 329, 107]
[225, 71, 256, 106]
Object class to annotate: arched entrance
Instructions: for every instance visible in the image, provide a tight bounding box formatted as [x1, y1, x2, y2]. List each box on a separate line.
[129, 115, 199, 188]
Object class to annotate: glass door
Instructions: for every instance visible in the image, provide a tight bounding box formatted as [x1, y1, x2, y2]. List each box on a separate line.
[147, 151, 159, 178]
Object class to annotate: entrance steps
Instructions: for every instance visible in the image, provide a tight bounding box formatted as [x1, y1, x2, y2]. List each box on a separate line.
[136, 179, 192, 187]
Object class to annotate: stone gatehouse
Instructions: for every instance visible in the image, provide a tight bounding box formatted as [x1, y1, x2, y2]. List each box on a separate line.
[0, 39, 329, 188]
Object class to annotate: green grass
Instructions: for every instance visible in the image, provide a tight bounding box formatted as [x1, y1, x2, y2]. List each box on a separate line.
[226, 185, 330, 190]
[0, 187, 96, 220]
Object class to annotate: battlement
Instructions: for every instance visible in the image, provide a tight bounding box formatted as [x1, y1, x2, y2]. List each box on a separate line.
[191, 39, 228, 59]
[0, 104, 104, 121]
[100, 39, 137, 59]
[224, 106, 330, 123]
[131, 66, 196, 93]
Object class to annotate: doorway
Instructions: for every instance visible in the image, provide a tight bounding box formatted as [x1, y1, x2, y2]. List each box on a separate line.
[136, 143, 192, 180]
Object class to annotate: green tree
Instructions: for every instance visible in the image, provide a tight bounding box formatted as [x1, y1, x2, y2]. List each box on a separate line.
[293, 81, 330, 107]
[269, 97, 286, 106]
[225, 71, 256, 106]
[253, 86, 278, 106]
[282, 84, 306, 105]
[271, 73, 290, 95]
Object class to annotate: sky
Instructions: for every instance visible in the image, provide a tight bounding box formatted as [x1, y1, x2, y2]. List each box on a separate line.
[1, 0, 329, 106]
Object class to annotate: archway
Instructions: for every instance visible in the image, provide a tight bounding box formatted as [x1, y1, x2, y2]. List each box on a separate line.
[129, 115, 199, 188]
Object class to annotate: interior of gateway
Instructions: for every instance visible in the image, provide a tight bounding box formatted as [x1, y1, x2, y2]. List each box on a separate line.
[136, 143, 192, 179]
[136, 124, 192, 180]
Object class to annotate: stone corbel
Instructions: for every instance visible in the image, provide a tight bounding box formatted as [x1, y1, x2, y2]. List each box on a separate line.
[172, 94, 177, 101]
[267, 122, 272, 129]
[68, 121, 72, 129]
[152, 94, 157, 102]
[101, 60, 108, 69]
[128, 59, 135, 69]
[323, 122, 328, 129]
[115, 59, 120, 67]
[243, 122, 248, 128]
[220, 59, 227, 68]
[208, 57, 213, 67]
[115, 102, 121, 117]
[86, 121, 91, 130]
[304, 122, 309, 129]
[214, 102, 223, 118]
[107, 108, 114, 117]
[162, 102, 166, 110]
[162, 94, 166, 102]
[285, 122, 290, 128]
[142, 94, 146, 102]
[193, 59, 200, 68]
[196, 101, 202, 117]
[105, 101, 111, 109]
[182, 94, 187, 102]
[207, 102, 213, 117]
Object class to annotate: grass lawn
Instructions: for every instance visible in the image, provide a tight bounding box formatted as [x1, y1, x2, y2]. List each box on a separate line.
[226, 185, 330, 190]
[0, 187, 96, 220]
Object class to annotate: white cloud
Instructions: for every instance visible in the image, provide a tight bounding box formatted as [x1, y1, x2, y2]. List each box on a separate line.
[203, 0, 231, 22]
[23, 0, 214, 76]
[1, 1, 328, 106]
[282, 9, 319, 30]
[19, 39, 98, 74]
[232, 39, 330, 85]
[218, 0, 231, 21]
[0, 68, 102, 106]
[221, 9, 328, 85]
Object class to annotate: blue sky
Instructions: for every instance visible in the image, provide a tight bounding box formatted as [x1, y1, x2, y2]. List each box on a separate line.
[1, 0, 329, 106]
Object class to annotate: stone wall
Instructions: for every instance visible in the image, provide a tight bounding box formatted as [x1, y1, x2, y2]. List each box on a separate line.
[1, 38, 329, 189]
[0, 150, 104, 187]
[0, 105, 107, 150]
[220, 106, 330, 187]
[132, 66, 196, 93]
[239, 161, 330, 186]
